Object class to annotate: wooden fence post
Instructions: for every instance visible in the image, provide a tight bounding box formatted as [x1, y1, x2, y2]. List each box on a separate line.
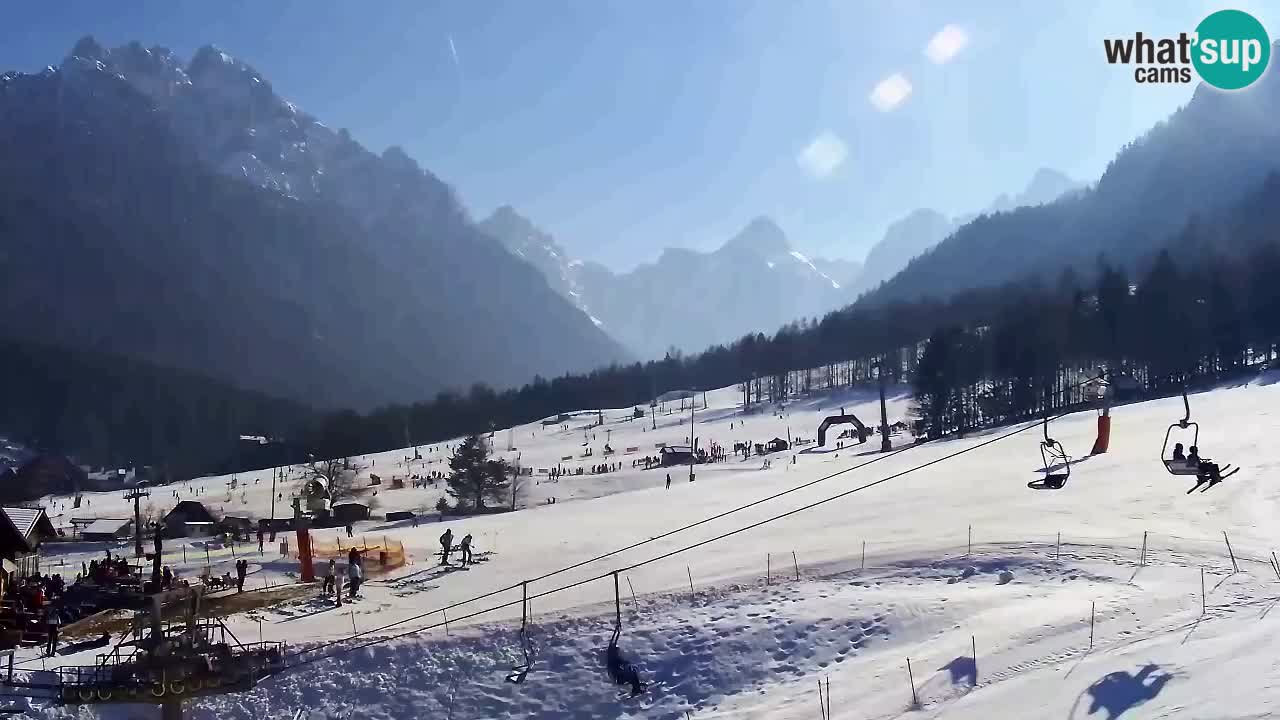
[792, 551, 800, 581]
[1140, 531, 1148, 567]
[1223, 531, 1239, 573]
[1089, 601, 1096, 649]
[687, 566, 694, 598]
[1201, 567, 1206, 615]
[861, 541, 866, 571]
[1056, 532, 1061, 561]
[766, 554, 771, 586]
[825, 676, 831, 718]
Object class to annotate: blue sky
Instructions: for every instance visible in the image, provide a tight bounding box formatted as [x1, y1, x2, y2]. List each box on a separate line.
[1, 0, 1272, 270]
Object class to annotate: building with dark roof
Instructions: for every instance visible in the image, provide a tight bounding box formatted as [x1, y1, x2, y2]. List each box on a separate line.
[0, 506, 56, 587]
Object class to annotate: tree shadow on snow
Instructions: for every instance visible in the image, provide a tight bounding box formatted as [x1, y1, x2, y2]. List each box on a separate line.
[1073, 664, 1172, 720]
[940, 655, 977, 687]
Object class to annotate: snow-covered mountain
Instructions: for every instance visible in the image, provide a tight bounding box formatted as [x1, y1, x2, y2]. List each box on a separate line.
[67, 37, 470, 233]
[0, 39, 628, 409]
[477, 206, 602, 325]
[480, 212, 849, 357]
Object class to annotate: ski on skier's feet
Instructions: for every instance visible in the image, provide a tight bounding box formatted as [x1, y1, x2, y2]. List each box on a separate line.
[1198, 467, 1240, 492]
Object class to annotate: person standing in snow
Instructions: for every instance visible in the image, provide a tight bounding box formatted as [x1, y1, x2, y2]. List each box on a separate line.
[323, 559, 336, 596]
[459, 533, 473, 566]
[348, 559, 362, 599]
[440, 528, 453, 566]
[235, 559, 247, 593]
[346, 523, 354, 538]
[665, 473, 672, 490]
[44, 606, 60, 657]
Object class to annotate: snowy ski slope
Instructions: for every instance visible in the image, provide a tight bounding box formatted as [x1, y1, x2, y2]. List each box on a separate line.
[17, 373, 1280, 719]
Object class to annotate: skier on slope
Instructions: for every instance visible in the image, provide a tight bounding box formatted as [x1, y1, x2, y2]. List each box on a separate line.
[459, 533, 473, 566]
[440, 528, 454, 566]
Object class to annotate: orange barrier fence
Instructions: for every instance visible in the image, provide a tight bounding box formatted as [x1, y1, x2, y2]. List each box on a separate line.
[288, 534, 409, 573]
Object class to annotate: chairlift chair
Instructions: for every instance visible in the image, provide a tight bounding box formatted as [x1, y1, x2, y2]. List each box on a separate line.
[505, 582, 532, 684]
[604, 572, 646, 696]
[1028, 414, 1070, 490]
[1161, 389, 1201, 476]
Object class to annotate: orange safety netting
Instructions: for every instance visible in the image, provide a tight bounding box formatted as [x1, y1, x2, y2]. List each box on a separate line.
[286, 533, 410, 573]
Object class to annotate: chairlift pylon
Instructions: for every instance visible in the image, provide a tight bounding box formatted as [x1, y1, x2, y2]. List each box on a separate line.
[1, 586, 285, 709]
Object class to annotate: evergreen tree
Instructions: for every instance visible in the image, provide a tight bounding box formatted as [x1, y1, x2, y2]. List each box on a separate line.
[914, 327, 959, 438]
[445, 435, 510, 513]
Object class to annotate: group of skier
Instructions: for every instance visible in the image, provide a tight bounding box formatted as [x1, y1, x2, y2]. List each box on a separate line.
[438, 528, 475, 567]
[321, 547, 364, 601]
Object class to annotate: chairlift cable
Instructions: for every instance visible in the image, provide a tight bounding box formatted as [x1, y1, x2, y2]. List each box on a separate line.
[283, 373, 1105, 667]
[273, 409, 1065, 678]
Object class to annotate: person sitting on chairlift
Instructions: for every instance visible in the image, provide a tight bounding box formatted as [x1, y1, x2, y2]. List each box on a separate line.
[1188, 446, 1223, 483]
[1171, 443, 1186, 463]
[606, 641, 647, 696]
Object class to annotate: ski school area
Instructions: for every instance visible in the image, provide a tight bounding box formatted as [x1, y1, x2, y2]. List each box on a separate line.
[8, 370, 1280, 719]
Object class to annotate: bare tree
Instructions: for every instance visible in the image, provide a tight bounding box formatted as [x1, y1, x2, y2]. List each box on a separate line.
[510, 469, 527, 511]
[305, 456, 364, 505]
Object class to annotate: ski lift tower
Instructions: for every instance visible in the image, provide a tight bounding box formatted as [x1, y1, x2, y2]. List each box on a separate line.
[1087, 371, 1112, 455]
[123, 483, 151, 558]
[2, 586, 285, 720]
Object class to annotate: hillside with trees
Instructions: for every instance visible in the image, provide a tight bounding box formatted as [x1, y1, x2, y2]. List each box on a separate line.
[866, 59, 1280, 307]
[304, 173, 1280, 460]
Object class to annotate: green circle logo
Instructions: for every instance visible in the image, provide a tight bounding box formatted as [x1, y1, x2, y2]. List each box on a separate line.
[1192, 10, 1270, 90]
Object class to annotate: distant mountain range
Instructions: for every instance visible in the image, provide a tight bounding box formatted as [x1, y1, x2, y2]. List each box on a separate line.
[482, 170, 1081, 358]
[0, 39, 628, 410]
[480, 211, 853, 357]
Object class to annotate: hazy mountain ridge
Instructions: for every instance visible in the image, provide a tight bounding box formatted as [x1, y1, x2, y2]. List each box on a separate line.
[482, 170, 1080, 357]
[481, 213, 849, 357]
[851, 169, 1084, 298]
[866, 49, 1280, 306]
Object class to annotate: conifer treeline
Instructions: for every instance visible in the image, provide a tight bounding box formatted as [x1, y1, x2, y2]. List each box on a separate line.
[10, 221, 1280, 481]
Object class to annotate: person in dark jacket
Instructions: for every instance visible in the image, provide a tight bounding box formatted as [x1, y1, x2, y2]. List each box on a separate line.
[459, 534, 473, 566]
[440, 529, 454, 566]
[44, 606, 60, 657]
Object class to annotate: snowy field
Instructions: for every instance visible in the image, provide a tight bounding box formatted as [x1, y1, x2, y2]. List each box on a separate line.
[11, 373, 1280, 719]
